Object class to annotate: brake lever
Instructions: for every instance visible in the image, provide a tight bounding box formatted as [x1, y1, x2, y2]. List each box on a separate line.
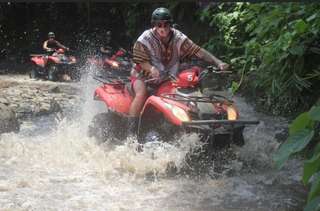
[207, 65, 218, 71]
[207, 65, 232, 74]
[211, 70, 232, 74]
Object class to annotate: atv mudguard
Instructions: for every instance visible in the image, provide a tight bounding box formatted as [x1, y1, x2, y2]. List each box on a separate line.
[140, 95, 190, 126]
[31, 56, 47, 68]
[94, 84, 133, 114]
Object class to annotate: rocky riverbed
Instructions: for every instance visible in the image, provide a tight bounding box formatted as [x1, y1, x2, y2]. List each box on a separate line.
[0, 74, 81, 134]
[0, 74, 81, 119]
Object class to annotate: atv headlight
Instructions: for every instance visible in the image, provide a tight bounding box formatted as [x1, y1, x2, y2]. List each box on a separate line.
[111, 61, 119, 68]
[164, 102, 190, 122]
[227, 106, 238, 120]
[172, 106, 190, 122]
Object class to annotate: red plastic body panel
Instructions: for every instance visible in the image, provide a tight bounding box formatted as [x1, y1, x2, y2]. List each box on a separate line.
[175, 66, 201, 88]
[31, 54, 76, 67]
[141, 96, 191, 126]
[94, 84, 132, 114]
[31, 56, 47, 67]
[155, 81, 176, 96]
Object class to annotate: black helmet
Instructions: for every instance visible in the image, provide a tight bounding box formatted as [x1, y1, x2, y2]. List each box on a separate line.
[48, 32, 55, 38]
[151, 7, 173, 24]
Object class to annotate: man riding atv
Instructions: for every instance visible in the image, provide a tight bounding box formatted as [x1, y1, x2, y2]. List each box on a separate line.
[42, 32, 73, 81]
[100, 30, 113, 56]
[43, 32, 69, 54]
[128, 7, 229, 135]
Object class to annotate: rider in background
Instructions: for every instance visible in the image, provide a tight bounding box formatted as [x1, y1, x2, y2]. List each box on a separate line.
[100, 30, 113, 56]
[128, 7, 230, 134]
[43, 32, 69, 54]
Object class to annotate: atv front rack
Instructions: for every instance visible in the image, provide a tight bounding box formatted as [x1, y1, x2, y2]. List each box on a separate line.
[93, 75, 130, 85]
[182, 119, 260, 126]
[160, 93, 233, 104]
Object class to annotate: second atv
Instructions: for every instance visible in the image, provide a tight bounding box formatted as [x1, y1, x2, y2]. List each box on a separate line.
[30, 48, 78, 81]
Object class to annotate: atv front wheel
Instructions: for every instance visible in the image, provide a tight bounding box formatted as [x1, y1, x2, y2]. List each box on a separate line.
[29, 69, 38, 79]
[88, 112, 127, 144]
[48, 66, 58, 81]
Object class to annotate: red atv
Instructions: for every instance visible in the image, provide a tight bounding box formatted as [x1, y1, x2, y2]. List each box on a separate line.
[86, 48, 132, 74]
[30, 48, 77, 81]
[89, 66, 259, 149]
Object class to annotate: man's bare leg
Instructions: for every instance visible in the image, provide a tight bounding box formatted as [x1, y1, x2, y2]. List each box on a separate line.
[127, 79, 147, 137]
[129, 79, 147, 117]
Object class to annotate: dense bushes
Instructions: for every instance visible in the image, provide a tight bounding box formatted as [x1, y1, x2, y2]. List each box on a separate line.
[199, 3, 320, 116]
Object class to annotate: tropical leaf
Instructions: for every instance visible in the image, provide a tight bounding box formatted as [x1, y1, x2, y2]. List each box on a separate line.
[309, 106, 320, 121]
[289, 112, 313, 134]
[304, 196, 320, 211]
[308, 172, 320, 202]
[303, 151, 320, 185]
[274, 129, 315, 169]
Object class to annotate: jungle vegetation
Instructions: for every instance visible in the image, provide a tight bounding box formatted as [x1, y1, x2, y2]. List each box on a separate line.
[0, 2, 319, 209]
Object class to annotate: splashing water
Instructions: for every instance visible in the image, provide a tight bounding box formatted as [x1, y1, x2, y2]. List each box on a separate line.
[0, 64, 307, 210]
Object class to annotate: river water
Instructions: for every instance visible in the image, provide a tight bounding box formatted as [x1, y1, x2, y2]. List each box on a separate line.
[0, 70, 307, 210]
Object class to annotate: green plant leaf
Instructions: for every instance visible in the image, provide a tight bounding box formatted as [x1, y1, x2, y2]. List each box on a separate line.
[231, 81, 240, 95]
[303, 152, 320, 185]
[289, 45, 305, 56]
[314, 143, 320, 155]
[274, 129, 315, 169]
[304, 196, 320, 211]
[308, 172, 320, 202]
[309, 106, 320, 121]
[306, 14, 317, 22]
[289, 112, 312, 134]
[295, 19, 308, 34]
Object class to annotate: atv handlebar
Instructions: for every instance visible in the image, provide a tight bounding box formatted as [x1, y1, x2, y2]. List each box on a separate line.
[198, 66, 232, 82]
[206, 65, 232, 74]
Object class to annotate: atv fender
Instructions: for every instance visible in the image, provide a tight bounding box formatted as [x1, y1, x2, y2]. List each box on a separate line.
[140, 96, 190, 126]
[31, 56, 47, 68]
[94, 85, 132, 114]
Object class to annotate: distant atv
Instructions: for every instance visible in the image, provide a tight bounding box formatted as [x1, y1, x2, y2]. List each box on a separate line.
[89, 65, 259, 149]
[30, 48, 78, 81]
[86, 48, 133, 74]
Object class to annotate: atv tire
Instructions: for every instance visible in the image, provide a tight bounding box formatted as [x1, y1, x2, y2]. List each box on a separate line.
[232, 126, 245, 146]
[88, 112, 127, 144]
[29, 69, 38, 79]
[48, 66, 58, 81]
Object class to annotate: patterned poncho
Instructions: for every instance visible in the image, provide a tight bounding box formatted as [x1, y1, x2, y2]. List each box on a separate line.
[133, 28, 200, 79]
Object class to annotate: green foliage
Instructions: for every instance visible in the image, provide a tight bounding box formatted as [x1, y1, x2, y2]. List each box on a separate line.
[273, 128, 314, 169]
[273, 106, 320, 209]
[199, 3, 320, 116]
[304, 197, 320, 211]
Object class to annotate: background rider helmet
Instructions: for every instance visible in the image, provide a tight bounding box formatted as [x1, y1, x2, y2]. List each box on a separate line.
[48, 32, 55, 39]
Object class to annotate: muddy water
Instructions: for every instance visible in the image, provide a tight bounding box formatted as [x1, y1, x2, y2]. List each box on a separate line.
[0, 70, 307, 210]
